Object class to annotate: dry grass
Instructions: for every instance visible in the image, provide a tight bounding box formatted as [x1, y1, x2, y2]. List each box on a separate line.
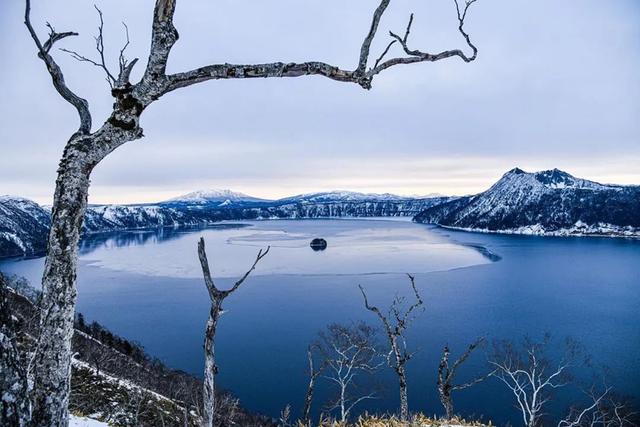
[298, 413, 491, 427]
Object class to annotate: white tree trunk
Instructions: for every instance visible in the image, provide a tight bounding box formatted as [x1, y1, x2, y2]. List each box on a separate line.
[31, 127, 140, 426]
[398, 366, 409, 422]
[202, 306, 220, 427]
[31, 141, 92, 427]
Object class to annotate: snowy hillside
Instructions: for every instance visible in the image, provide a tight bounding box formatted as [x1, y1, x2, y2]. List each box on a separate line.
[414, 168, 640, 237]
[0, 196, 51, 257]
[0, 192, 450, 258]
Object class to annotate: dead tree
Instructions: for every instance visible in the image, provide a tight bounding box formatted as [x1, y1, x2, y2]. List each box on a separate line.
[23, 0, 480, 423]
[437, 337, 491, 420]
[490, 334, 582, 427]
[558, 384, 639, 427]
[197, 237, 269, 427]
[301, 344, 324, 427]
[359, 274, 424, 421]
[316, 322, 385, 423]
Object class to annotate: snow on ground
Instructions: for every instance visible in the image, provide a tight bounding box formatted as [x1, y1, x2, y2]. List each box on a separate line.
[72, 358, 176, 404]
[69, 415, 109, 426]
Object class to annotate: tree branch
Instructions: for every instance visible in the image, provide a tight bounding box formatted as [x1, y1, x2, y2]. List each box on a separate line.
[357, 0, 392, 76]
[59, 6, 123, 89]
[197, 237, 219, 301]
[222, 246, 270, 298]
[369, 0, 479, 77]
[159, 0, 480, 94]
[113, 21, 140, 88]
[197, 237, 269, 302]
[24, 0, 92, 134]
[142, 0, 179, 84]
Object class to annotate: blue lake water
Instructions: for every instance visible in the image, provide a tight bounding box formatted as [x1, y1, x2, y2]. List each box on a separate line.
[1, 219, 639, 425]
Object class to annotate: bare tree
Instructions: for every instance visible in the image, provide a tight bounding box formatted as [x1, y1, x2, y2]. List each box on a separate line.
[559, 384, 639, 427]
[23, 0, 480, 423]
[437, 337, 491, 420]
[316, 322, 385, 423]
[197, 237, 269, 427]
[490, 334, 582, 427]
[301, 344, 325, 427]
[359, 274, 424, 421]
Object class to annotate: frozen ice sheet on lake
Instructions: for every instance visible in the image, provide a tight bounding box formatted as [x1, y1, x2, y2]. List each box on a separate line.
[78, 219, 491, 278]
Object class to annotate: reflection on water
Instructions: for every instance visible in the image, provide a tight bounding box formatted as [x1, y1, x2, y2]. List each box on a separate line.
[78, 224, 249, 255]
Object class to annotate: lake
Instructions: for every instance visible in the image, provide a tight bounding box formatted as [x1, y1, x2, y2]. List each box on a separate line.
[1, 219, 639, 425]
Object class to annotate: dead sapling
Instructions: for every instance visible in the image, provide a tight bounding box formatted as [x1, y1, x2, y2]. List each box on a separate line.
[197, 237, 269, 427]
[301, 343, 325, 427]
[359, 274, 424, 421]
[316, 322, 385, 423]
[437, 337, 493, 420]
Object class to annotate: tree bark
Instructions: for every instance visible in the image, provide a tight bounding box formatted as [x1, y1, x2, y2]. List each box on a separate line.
[197, 238, 268, 427]
[0, 277, 31, 426]
[398, 366, 409, 422]
[202, 304, 220, 427]
[359, 277, 423, 422]
[31, 126, 141, 427]
[30, 138, 92, 427]
[301, 347, 320, 427]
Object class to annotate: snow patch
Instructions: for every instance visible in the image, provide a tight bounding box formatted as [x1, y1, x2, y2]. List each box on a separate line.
[69, 415, 109, 426]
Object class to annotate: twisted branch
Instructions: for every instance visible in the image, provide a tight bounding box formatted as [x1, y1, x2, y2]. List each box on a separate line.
[161, 0, 481, 93]
[24, 0, 91, 133]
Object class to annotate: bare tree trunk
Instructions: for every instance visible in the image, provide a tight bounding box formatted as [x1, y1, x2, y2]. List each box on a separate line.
[301, 373, 315, 426]
[301, 346, 321, 427]
[202, 304, 220, 427]
[197, 238, 268, 427]
[397, 365, 409, 422]
[437, 340, 489, 421]
[30, 128, 140, 426]
[30, 139, 92, 427]
[360, 275, 423, 422]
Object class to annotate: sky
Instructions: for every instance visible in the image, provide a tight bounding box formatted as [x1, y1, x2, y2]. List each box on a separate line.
[1, 0, 639, 204]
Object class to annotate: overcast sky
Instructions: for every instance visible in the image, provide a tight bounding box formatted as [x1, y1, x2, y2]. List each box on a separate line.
[1, 0, 639, 204]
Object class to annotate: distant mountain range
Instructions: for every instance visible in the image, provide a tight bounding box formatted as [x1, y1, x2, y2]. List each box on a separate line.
[0, 190, 449, 258]
[414, 168, 640, 237]
[1, 168, 638, 258]
[166, 189, 270, 205]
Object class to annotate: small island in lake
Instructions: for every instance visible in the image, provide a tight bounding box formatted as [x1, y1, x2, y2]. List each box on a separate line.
[310, 238, 328, 251]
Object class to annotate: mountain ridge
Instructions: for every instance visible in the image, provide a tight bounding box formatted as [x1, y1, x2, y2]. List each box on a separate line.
[2, 168, 638, 258]
[0, 191, 451, 258]
[414, 168, 640, 237]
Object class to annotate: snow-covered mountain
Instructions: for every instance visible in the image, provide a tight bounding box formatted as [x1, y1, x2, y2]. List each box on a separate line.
[277, 191, 416, 204]
[0, 196, 51, 257]
[414, 168, 640, 237]
[165, 189, 270, 206]
[3, 168, 636, 258]
[0, 192, 450, 258]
